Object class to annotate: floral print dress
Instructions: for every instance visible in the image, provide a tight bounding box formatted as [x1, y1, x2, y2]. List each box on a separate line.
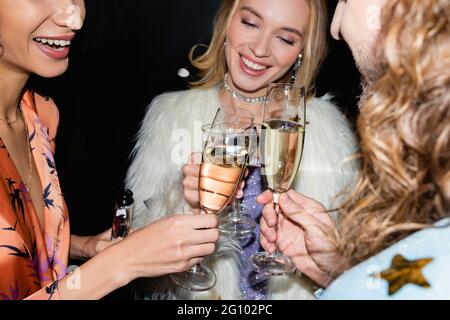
[0, 90, 70, 300]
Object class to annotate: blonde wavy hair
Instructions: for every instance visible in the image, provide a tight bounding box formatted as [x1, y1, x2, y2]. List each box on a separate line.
[188, 0, 328, 98]
[335, 0, 450, 267]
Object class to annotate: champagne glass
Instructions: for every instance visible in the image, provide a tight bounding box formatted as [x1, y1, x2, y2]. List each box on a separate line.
[212, 105, 257, 238]
[250, 83, 306, 277]
[171, 121, 253, 291]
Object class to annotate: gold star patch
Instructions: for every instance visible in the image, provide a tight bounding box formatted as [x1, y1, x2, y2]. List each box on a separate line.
[375, 255, 433, 296]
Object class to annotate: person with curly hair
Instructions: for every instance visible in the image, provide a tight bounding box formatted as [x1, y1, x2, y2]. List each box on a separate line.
[259, 0, 450, 299]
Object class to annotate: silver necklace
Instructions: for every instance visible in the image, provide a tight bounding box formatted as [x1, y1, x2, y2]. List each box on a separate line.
[223, 73, 266, 104]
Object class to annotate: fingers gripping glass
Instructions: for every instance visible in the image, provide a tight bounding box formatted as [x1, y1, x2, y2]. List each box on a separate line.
[250, 84, 307, 277]
[171, 119, 254, 291]
[211, 106, 258, 238]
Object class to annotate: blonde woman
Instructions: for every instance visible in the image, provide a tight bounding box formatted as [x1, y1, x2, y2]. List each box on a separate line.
[127, 0, 358, 300]
[260, 0, 450, 298]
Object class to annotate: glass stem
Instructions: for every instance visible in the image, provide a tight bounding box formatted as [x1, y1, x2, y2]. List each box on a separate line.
[273, 192, 282, 257]
[230, 199, 242, 223]
[190, 264, 201, 273]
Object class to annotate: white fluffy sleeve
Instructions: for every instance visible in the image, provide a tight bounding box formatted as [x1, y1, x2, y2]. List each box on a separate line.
[294, 95, 359, 210]
[126, 92, 191, 229]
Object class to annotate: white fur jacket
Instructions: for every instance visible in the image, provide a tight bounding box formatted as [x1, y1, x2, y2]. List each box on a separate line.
[125, 86, 359, 300]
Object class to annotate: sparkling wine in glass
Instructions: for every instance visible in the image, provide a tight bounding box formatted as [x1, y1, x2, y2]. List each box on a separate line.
[171, 122, 252, 291]
[199, 145, 247, 212]
[251, 83, 306, 277]
[211, 105, 258, 238]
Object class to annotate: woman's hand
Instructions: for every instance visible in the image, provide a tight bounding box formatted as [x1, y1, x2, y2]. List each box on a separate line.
[182, 152, 245, 214]
[118, 213, 220, 282]
[83, 229, 119, 259]
[257, 190, 340, 287]
[59, 214, 219, 300]
[70, 229, 120, 260]
[182, 152, 203, 214]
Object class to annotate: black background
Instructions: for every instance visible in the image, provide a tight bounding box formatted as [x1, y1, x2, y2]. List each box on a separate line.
[28, 0, 361, 298]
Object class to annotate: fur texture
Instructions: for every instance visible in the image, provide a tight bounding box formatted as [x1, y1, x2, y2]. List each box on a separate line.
[126, 86, 359, 300]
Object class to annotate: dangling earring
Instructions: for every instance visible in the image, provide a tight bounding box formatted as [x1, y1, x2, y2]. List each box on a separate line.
[290, 53, 303, 85]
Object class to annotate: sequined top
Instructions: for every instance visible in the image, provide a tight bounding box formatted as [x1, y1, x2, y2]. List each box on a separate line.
[238, 167, 267, 300]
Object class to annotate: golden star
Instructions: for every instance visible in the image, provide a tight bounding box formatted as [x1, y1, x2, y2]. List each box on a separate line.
[376, 255, 433, 296]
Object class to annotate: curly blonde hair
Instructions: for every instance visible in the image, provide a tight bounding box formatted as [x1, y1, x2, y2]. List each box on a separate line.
[188, 0, 328, 98]
[335, 0, 450, 267]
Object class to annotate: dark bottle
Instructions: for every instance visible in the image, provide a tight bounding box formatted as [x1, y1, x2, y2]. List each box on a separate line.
[111, 189, 134, 240]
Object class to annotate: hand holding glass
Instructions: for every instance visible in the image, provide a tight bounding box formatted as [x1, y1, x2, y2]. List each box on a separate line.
[212, 105, 257, 238]
[171, 120, 253, 291]
[251, 83, 306, 277]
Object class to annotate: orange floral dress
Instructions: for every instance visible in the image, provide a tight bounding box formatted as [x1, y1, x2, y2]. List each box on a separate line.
[0, 90, 70, 300]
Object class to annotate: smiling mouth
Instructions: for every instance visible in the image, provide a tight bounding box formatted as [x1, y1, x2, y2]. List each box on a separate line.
[33, 37, 72, 51]
[240, 55, 270, 72]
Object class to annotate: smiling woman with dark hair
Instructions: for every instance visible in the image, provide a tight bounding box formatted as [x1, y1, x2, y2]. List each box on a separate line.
[0, 0, 220, 300]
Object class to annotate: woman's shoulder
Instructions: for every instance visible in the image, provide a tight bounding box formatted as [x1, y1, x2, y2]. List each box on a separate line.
[307, 94, 356, 138]
[21, 90, 59, 145]
[308, 94, 349, 120]
[142, 86, 219, 127]
[33, 91, 60, 125]
[300, 94, 358, 174]
[22, 90, 59, 122]
[150, 87, 218, 111]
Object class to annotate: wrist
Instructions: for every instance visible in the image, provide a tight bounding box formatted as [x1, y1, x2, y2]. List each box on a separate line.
[81, 236, 93, 260]
[70, 235, 90, 260]
[108, 238, 138, 287]
[59, 241, 134, 299]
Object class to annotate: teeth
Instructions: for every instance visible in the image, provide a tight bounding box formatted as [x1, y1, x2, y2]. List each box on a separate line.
[241, 57, 267, 71]
[35, 38, 71, 47]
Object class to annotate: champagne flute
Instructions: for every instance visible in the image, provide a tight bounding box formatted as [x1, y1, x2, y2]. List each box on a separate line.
[212, 105, 257, 238]
[250, 83, 306, 277]
[171, 121, 253, 291]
